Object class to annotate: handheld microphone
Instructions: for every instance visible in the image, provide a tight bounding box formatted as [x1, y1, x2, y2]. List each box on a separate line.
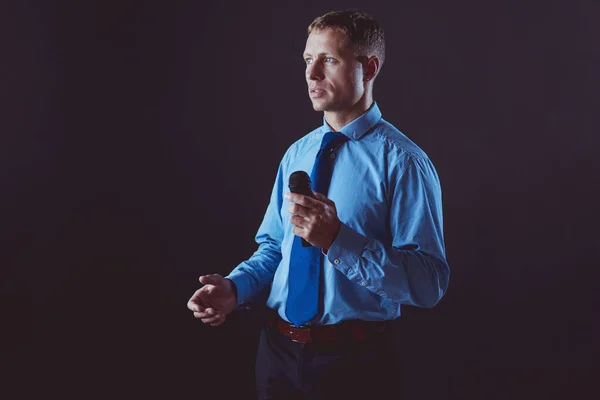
[288, 171, 312, 247]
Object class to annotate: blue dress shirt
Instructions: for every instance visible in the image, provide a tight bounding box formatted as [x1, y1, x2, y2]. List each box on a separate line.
[226, 102, 450, 325]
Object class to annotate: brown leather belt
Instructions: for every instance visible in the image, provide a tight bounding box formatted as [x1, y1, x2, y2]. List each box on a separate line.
[269, 314, 388, 344]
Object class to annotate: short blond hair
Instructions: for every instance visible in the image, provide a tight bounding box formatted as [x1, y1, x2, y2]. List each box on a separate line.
[308, 9, 385, 67]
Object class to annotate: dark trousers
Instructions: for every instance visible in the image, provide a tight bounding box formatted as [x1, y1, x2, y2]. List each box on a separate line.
[255, 322, 403, 400]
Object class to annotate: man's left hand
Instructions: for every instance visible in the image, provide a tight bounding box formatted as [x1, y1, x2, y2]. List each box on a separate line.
[285, 190, 341, 252]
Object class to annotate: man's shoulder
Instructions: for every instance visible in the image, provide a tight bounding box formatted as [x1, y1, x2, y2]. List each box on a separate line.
[293, 126, 322, 146]
[281, 126, 322, 162]
[370, 118, 429, 161]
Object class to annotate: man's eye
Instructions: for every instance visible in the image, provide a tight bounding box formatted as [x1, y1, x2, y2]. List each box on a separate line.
[305, 58, 313, 65]
[324, 57, 335, 63]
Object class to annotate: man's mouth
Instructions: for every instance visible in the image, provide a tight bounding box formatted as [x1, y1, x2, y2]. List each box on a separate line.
[310, 88, 326, 97]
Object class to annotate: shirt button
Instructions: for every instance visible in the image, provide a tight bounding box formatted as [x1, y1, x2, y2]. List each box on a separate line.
[361, 281, 367, 286]
[333, 258, 340, 265]
[330, 153, 336, 159]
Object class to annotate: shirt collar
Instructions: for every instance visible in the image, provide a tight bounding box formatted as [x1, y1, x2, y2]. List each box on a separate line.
[321, 102, 382, 140]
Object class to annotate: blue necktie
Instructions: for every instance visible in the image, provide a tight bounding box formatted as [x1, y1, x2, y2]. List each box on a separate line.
[285, 131, 349, 327]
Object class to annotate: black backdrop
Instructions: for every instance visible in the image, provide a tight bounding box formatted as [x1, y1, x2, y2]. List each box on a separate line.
[2, 0, 598, 399]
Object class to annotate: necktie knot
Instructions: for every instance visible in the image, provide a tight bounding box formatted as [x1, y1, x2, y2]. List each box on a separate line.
[319, 131, 348, 153]
[311, 132, 348, 194]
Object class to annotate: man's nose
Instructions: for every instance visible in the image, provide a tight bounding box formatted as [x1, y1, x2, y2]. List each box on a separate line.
[306, 63, 324, 81]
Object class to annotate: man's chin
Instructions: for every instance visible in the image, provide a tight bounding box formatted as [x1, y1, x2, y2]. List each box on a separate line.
[310, 99, 327, 111]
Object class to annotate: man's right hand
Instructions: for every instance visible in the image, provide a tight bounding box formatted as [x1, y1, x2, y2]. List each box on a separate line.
[187, 274, 237, 326]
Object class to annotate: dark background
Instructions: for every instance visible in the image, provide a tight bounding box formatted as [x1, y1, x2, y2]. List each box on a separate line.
[2, 0, 598, 398]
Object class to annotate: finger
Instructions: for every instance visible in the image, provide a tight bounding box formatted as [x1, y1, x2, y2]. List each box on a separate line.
[288, 203, 311, 218]
[187, 290, 207, 312]
[292, 225, 307, 238]
[201, 314, 223, 324]
[188, 301, 206, 313]
[209, 316, 226, 326]
[194, 311, 215, 319]
[312, 191, 335, 206]
[189, 286, 219, 312]
[285, 192, 321, 209]
[199, 274, 224, 286]
[193, 307, 217, 318]
[290, 215, 310, 228]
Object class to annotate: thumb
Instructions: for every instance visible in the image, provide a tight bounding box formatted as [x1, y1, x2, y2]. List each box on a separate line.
[312, 190, 335, 206]
[199, 274, 225, 286]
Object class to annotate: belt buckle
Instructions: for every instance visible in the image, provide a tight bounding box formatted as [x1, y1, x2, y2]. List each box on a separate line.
[288, 324, 310, 343]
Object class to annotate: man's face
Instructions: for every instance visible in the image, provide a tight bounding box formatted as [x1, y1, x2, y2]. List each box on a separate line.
[303, 29, 364, 113]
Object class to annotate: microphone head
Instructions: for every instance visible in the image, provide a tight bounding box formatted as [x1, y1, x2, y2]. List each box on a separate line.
[288, 171, 312, 196]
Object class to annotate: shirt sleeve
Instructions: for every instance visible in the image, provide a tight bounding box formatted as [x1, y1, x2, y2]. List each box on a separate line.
[225, 155, 286, 306]
[326, 155, 450, 308]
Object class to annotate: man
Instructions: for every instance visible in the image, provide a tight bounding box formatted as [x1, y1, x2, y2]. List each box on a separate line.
[188, 9, 449, 399]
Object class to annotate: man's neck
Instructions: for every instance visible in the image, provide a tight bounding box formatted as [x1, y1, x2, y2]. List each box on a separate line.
[324, 99, 374, 132]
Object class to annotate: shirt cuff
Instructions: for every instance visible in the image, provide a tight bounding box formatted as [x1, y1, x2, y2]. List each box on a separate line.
[326, 222, 367, 275]
[224, 270, 251, 307]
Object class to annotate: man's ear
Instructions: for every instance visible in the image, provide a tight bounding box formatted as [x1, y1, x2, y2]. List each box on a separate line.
[363, 56, 380, 82]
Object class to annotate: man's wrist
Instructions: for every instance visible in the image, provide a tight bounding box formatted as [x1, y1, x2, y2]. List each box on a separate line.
[324, 220, 343, 253]
[226, 278, 238, 303]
